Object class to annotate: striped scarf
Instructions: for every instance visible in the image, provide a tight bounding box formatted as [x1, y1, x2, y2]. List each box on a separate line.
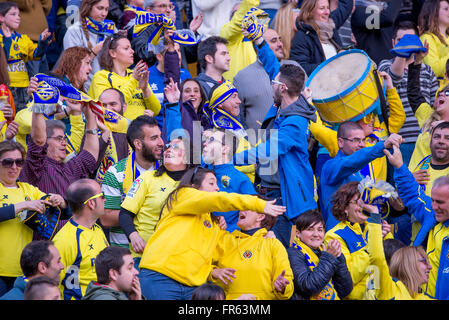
[292, 238, 337, 300]
[84, 16, 115, 41]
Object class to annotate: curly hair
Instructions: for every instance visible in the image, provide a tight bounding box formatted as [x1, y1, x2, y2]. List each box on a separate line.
[330, 181, 360, 222]
[52, 46, 91, 90]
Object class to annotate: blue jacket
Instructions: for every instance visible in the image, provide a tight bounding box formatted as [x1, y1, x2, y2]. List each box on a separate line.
[235, 95, 318, 220]
[393, 164, 437, 246]
[320, 142, 386, 230]
[209, 163, 257, 232]
[0, 276, 26, 300]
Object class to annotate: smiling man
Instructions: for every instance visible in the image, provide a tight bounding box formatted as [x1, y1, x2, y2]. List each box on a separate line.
[385, 143, 449, 300]
[320, 121, 403, 230]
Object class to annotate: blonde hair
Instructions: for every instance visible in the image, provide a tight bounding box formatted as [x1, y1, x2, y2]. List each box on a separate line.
[421, 83, 449, 133]
[389, 246, 429, 298]
[273, 2, 298, 59]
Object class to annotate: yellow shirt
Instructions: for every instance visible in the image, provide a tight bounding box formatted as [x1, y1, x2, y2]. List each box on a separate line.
[212, 228, 294, 300]
[53, 219, 109, 300]
[139, 188, 266, 287]
[220, 0, 259, 82]
[120, 171, 179, 258]
[0, 32, 37, 87]
[88, 69, 161, 120]
[421, 32, 449, 85]
[0, 182, 46, 277]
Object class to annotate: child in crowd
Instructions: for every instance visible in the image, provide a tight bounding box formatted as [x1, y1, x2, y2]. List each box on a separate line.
[0, 2, 51, 111]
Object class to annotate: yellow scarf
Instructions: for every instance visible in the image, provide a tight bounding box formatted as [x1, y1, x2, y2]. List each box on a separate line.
[292, 238, 338, 300]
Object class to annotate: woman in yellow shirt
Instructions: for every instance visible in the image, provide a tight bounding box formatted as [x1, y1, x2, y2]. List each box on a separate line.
[366, 208, 433, 300]
[0, 141, 64, 296]
[88, 33, 161, 120]
[419, 0, 449, 85]
[137, 166, 286, 300]
[210, 199, 294, 300]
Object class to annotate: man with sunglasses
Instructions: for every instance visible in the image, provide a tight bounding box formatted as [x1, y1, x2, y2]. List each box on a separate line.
[52, 178, 109, 300]
[320, 121, 403, 230]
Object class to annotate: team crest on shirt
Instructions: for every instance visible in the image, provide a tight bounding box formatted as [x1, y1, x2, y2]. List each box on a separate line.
[242, 250, 253, 259]
[127, 177, 143, 198]
[221, 175, 231, 188]
[203, 219, 212, 228]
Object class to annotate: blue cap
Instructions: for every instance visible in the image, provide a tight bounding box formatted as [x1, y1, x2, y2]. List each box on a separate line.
[390, 34, 427, 58]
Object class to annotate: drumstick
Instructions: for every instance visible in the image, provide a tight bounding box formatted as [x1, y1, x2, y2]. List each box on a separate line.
[256, 121, 262, 126]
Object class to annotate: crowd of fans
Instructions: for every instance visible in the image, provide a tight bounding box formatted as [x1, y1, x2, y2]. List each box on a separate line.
[0, 0, 446, 301]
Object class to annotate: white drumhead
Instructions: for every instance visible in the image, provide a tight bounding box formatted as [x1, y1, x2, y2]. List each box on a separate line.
[308, 52, 369, 100]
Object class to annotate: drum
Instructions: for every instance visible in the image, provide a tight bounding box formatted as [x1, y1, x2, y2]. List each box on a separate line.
[305, 49, 383, 124]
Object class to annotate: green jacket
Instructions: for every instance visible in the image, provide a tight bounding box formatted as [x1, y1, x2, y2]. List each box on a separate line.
[81, 281, 129, 300]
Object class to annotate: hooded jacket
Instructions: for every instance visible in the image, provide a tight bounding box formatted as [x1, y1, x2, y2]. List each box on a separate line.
[0, 276, 27, 300]
[235, 95, 318, 220]
[211, 228, 294, 300]
[81, 281, 128, 300]
[195, 72, 225, 99]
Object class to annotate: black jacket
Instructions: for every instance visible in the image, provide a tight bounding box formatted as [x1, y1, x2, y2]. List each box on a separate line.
[289, 0, 353, 76]
[351, 0, 402, 65]
[287, 245, 353, 300]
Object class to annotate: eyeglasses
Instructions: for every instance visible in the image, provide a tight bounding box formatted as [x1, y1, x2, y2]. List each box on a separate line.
[271, 79, 288, 90]
[203, 135, 224, 145]
[164, 143, 181, 151]
[342, 137, 364, 144]
[83, 192, 105, 205]
[437, 89, 449, 97]
[48, 135, 67, 144]
[151, 3, 174, 10]
[0, 158, 24, 168]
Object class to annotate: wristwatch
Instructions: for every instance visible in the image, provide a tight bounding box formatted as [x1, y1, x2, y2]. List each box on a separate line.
[85, 128, 99, 135]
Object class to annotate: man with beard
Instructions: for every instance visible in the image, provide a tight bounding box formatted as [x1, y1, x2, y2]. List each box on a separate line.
[101, 116, 164, 248]
[411, 121, 449, 197]
[234, 63, 317, 248]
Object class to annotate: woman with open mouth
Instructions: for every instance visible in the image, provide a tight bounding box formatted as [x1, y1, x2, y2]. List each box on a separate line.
[135, 166, 286, 300]
[324, 181, 392, 300]
[209, 196, 294, 300]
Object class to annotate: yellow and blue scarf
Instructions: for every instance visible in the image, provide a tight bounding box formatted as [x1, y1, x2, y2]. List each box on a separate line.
[85, 16, 115, 41]
[241, 8, 269, 41]
[291, 238, 337, 300]
[125, 5, 199, 46]
[414, 155, 431, 193]
[122, 151, 160, 195]
[203, 81, 244, 131]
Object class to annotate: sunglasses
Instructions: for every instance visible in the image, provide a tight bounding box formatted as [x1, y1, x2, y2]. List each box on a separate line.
[1, 158, 24, 168]
[164, 143, 181, 151]
[83, 192, 105, 205]
[437, 89, 449, 97]
[202, 136, 225, 145]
